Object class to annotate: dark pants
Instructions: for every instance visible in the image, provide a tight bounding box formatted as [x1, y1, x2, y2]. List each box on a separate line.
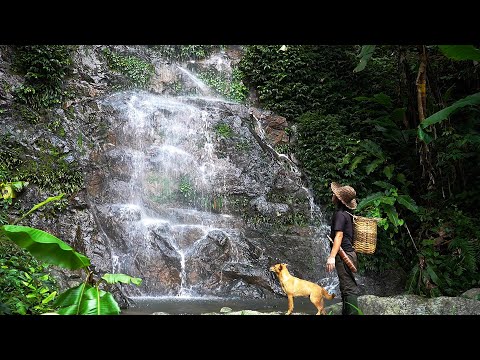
[335, 250, 360, 314]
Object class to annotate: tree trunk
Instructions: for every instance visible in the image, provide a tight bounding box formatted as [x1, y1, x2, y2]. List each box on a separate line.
[416, 46, 436, 194]
[398, 46, 418, 130]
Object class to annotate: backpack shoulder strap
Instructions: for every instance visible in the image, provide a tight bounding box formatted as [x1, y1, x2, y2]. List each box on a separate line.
[345, 210, 355, 219]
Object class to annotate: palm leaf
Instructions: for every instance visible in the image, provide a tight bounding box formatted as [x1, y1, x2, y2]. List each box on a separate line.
[97, 291, 121, 315]
[418, 92, 480, 144]
[1, 225, 90, 270]
[438, 45, 480, 61]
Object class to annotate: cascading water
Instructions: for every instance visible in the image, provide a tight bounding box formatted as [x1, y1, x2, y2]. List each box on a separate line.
[91, 57, 338, 304]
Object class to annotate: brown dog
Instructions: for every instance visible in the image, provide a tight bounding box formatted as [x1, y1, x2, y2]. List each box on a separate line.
[270, 263, 335, 315]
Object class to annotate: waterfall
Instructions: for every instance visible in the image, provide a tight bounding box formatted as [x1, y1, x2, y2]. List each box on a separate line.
[92, 61, 337, 300]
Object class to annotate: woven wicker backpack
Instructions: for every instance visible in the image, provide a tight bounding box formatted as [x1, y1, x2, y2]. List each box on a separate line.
[346, 212, 381, 254]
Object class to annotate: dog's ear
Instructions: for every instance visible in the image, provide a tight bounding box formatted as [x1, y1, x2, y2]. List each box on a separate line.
[282, 263, 288, 267]
[278, 264, 283, 270]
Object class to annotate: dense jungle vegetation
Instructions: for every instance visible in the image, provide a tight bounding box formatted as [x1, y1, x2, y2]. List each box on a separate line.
[1, 45, 479, 314]
[239, 45, 480, 297]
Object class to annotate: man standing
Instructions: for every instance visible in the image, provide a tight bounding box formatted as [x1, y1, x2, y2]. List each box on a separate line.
[326, 182, 361, 315]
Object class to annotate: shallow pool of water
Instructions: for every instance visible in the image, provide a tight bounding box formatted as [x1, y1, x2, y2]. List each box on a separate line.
[121, 296, 340, 315]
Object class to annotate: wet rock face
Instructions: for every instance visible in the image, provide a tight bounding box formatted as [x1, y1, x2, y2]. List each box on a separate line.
[1, 46, 335, 303]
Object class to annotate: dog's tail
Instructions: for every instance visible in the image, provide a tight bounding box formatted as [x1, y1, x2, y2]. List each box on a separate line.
[322, 288, 336, 300]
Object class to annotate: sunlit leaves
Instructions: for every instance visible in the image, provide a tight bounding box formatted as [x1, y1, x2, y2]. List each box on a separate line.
[102, 273, 143, 286]
[1, 225, 90, 270]
[353, 45, 376, 73]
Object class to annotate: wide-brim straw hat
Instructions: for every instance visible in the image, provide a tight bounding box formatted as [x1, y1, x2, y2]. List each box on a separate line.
[331, 182, 357, 210]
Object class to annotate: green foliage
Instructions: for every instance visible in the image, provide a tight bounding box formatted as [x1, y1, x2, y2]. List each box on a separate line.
[357, 182, 419, 232]
[418, 92, 480, 144]
[239, 45, 388, 121]
[1, 180, 28, 202]
[407, 207, 480, 297]
[214, 122, 233, 138]
[2, 225, 90, 270]
[344, 301, 364, 315]
[0, 238, 58, 315]
[101, 273, 142, 285]
[54, 273, 141, 315]
[0, 179, 59, 315]
[196, 67, 248, 103]
[1, 133, 84, 197]
[13, 45, 73, 110]
[151, 45, 220, 61]
[295, 111, 348, 205]
[103, 48, 154, 89]
[178, 175, 194, 200]
[15, 193, 64, 224]
[438, 45, 480, 61]
[148, 174, 176, 203]
[353, 45, 376, 73]
[240, 44, 480, 293]
[1, 191, 142, 314]
[230, 68, 249, 103]
[54, 281, 119, 315]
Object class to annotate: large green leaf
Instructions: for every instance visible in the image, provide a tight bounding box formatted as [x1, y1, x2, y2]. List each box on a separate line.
[55, 283, 121, 315]
[81, 287, 120, 315]
[417, 127, 433, 144]
[353, 45, 376, 73]
[102, 273, 143, 286]
[356, 192, 384, 211]
[421, 92, 480, 128]
[54, 283, 90, 315]
[1, 225, 90, 270]
[384, 204, 402, 227]
[96, 290, 121, 315]
[438, 45, 480, 61]
[397, 195, 419, 213]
